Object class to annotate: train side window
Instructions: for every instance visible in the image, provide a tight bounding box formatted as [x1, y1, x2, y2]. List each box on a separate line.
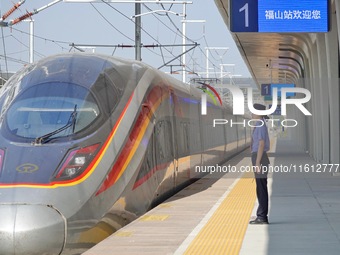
[155, 120, 173, 165]
[185, 123, 190, 153]
[90, 64, 127, 115]
[91, 73, 118, 114]
[104, 67, 125, 95]
[135, 133, 155, 182]
[188, 121, 201, 154]
[179, 122, 189, 156]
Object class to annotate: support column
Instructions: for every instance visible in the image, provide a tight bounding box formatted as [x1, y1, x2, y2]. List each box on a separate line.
[302, 62, 313, 155]
[316, 34, 330, 163]
[310, 41, 323, 162]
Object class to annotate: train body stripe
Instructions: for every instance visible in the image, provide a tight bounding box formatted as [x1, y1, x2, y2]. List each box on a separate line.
[132, 162, 171, 190]
[96, 86, 165, 195]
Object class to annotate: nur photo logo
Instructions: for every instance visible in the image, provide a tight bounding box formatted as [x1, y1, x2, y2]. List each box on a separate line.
[199, 83, 312, 128]
[198, 82, 223, 115]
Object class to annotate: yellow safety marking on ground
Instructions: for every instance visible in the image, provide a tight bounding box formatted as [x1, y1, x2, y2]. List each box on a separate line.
[78, 221, 116, 244]
[114, 231, 134, 237]
[139, 214, 169, 221]
[159, 203, 173, 208]
[183, 172, 256, 255]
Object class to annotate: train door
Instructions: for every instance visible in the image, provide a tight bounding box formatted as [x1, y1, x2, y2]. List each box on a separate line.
[171, 91, 194, 187]
[153, 118, 175, 197]
[169, 90, 179, 190]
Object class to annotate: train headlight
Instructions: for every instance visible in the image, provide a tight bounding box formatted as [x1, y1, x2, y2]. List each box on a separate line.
[75, 156, 86, 165]
[53, 143, 101, 180]
[65, 168, 77, 177]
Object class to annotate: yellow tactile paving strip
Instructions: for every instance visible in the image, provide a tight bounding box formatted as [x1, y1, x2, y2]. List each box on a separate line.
[183, 172, 256, 255]
[139, 214, 169, 221]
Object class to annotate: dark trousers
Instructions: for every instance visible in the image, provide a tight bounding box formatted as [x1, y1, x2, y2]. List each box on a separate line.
[251, 152, 269, 221]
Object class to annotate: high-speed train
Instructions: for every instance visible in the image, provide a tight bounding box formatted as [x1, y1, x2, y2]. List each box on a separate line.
[0, 53, 251, 255]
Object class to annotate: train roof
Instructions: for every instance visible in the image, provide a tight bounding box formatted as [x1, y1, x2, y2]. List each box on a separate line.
[1, 53, 238, 116]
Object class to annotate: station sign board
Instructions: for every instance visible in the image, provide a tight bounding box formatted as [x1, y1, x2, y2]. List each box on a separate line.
[230, 0, 329, 33]
[261, 83, 296, 98]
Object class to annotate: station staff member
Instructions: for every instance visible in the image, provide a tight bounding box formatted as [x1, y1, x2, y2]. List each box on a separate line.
[249, 103, 270, 225]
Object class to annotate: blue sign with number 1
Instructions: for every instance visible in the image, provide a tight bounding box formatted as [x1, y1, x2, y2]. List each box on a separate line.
[261, 83, 295, 97]
[261, 84, 271, 96]
[230, 0, 258, 32]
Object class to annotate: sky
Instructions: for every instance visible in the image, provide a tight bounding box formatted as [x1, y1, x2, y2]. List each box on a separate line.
[0, 0, 251, 81]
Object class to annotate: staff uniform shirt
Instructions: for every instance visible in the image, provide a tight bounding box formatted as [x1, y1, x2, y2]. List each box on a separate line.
[251, 119, 270, 153]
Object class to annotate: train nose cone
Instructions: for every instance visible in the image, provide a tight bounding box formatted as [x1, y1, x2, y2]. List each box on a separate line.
[0, 204, 66, 255]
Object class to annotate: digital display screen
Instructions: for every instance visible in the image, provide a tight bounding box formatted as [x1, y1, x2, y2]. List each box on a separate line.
[271, 83, 295, 97]
[258, 0, 329, 32]
[230, 0, 329, 33]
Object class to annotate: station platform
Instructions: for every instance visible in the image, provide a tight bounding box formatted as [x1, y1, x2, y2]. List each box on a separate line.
[83, 137, 340, 255]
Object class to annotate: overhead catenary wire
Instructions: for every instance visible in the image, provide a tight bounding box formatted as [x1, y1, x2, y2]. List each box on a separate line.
[143, 2, 205, 62]
[88, 2, 174, 59]
[101, 1, 177, 56]
[0, 54, 28, 65]
[159, 3, 200, 44]
[156, 3, 224, 77]
[10, 34, 45, 58]
[142, 3, 217, 76]
[198, 35, 223, 78]
[0, 34, 12, 40]
[167, 23, 223, 77]
[11, 27, 71, 50]
[69, 43, 198, 51]
[143, 3, 182, 54]
[3, 6, 187, 67]
[3, 49, 27, 56]
[100, 0, 198, 72]
[88, 1, 172, 59]
[143, 2, 200, 66]
[0, 27, 70, 67]
[90, 3, 135, 42]
[0, 0, 226, 80]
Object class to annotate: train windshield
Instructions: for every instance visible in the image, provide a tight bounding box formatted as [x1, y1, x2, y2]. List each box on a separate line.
[5, 82, 100, 140]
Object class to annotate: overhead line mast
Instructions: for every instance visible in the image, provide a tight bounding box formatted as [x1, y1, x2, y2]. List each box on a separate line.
[0, 0, 63, 64]
[64, 0, 192, 82]
[1, 0, 196, 82]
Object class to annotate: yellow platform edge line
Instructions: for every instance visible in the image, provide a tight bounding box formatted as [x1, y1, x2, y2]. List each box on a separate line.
[183, 172, 256, 255]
